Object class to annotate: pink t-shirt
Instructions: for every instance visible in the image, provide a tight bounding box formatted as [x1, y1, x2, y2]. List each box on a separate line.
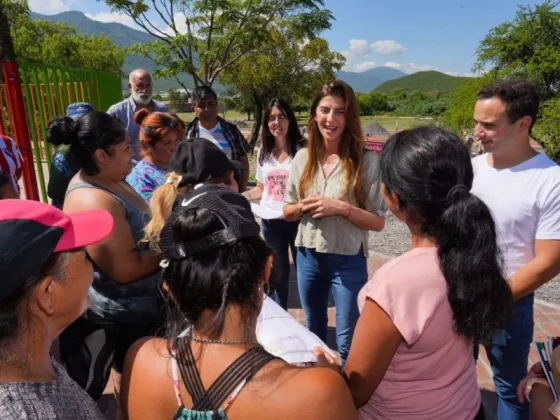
[357, 247, 480, 420]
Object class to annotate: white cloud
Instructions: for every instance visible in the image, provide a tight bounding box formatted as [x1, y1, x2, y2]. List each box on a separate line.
[383, 61, 403, 69]
[405, 62, 437, 73]
[355, 61, 378, 72]
[349, 39, 371, 56]
[85, 12, 139, 29]
[28, 0, 69, 15]
[372, 40, 407, 56]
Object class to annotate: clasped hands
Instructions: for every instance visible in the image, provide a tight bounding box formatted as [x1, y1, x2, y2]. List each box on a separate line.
[300, 195, 350, 219]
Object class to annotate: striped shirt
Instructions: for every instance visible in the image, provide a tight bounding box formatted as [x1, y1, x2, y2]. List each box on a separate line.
[0, 135, 23, 193]
[107, 96, 169, 160]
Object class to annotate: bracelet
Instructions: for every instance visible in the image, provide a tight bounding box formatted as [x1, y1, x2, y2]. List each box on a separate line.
[345, 203, 352, 218]
[525, 377, 551, 402]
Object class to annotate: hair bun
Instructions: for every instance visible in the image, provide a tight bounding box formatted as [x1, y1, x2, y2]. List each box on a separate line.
[47, 116, 77, 146]
[135, 109, 151, 125]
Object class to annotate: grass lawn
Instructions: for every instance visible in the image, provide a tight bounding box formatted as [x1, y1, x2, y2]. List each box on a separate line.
[177, 110, 434, 134]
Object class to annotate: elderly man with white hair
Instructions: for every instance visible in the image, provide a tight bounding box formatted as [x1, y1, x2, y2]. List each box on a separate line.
[107, 69, 169, 160]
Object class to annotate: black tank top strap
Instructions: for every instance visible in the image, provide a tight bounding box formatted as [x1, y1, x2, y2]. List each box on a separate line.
[174, 337, 278, 412]
[175, 337, 206, 404]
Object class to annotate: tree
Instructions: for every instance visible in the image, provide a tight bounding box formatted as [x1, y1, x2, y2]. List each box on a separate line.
[474, 0, 560, 100]
[3, 0, 125, 74]
[102, 0, 333, 89]
[357, 91, 391, 116]
[220, 35, 343, 146]
[12, 21, 125, 74]
[441, 74, 496, 132]
[533, 97, 560, 162]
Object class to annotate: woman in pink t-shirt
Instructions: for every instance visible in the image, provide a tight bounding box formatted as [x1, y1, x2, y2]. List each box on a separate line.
[318, 126, 513, 419]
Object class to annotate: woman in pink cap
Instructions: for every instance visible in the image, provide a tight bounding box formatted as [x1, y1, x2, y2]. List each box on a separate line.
[0, 200, 114, 419]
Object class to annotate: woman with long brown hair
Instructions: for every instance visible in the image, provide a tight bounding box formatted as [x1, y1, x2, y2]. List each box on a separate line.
[283, 80, 386, 363]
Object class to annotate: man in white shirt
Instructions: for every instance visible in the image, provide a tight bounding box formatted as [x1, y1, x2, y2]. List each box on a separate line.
[471, 79, 560, 420]
[185, 86, 251, 191]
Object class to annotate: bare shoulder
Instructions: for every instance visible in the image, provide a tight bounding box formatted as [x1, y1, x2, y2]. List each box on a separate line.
[64, 182, 124, 216]
[253, 362, 357, 420]
[121, 338, 176, 419]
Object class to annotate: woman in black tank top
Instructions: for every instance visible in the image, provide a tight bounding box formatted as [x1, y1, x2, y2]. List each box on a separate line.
[120, 186, 357, 420]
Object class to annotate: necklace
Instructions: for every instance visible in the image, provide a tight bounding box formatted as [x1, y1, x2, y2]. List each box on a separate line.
[188, 333, 259, 346]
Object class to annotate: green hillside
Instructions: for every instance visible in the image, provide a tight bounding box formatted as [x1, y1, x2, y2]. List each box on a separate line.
[375, 71, 468, 94]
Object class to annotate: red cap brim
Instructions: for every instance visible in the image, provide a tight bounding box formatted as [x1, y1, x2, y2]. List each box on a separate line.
[54, 209, 114, 252]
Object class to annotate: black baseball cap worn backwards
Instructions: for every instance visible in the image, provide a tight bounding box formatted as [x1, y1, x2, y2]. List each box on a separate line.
[159, 185, 259, 262]
[169, 137, 244, 187]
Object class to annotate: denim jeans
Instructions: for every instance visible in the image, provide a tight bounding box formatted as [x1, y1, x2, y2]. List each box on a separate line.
[296, 246, 368, 363]
[261, 218, 298, 310]
[484, 294, 534, 420]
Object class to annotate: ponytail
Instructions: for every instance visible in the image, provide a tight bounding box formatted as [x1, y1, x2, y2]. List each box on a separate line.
[144, 172, 182, 251]
[424, 187, 512, 344]
[379, 126, 512, 345]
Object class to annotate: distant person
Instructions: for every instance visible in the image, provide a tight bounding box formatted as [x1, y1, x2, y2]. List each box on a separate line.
[120, 185, 357, 420]
[107, 69, 169, 160]
[471, 79, 560, 420]
[0, 199, 114, 420]
[47, 102, 94, 208]
[126, 110, 185, 202]
[0, 172, 18, 199]
[317, 126, 513, 419]
[185, 86, 251, 191]
[243, 99, 305, 309]
[283, 80, 387, 363]
[0, 134, 23, 197]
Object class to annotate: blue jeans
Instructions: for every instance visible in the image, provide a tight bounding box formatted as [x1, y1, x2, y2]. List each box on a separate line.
[261, 219, 298, 310]
[484, 295, 534, 420]
[296, 247, 368, 363]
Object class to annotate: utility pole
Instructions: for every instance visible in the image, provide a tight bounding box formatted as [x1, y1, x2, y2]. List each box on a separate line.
[0, 3, 39, 200]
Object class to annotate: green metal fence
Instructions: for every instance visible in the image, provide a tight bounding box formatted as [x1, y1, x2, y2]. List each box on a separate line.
[13, 61, 122, 201]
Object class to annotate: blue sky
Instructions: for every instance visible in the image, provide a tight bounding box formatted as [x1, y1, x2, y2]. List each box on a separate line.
[30, 0, 538, 76]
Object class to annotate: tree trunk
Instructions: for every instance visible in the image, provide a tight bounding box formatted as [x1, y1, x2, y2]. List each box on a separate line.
[0, 4, 16, 60]
[249, 90, 263, 151]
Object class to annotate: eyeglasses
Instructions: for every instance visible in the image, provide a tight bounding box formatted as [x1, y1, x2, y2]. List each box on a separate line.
[196, 101, 218, 110]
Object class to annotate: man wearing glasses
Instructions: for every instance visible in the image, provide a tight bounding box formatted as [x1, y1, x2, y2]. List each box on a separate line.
[185, 86, 251, 191]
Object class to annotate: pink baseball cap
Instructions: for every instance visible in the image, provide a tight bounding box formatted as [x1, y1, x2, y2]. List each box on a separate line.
[0, 200, 114, 299]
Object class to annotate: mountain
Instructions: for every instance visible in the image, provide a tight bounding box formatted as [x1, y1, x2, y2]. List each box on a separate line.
[337, 67, 406, 93]
[30, 11, 194, 92]
[375, 70, 468, 94]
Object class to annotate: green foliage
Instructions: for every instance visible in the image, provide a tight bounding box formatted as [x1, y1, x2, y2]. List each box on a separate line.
[103, 0, 333, 88]
[375, 71, 468, 94]
[474, 0, 560, 100]
[166, 88, 188, 112]
[357, 92, 391, 115]
[383, 88, 450, 117]
[441, 74, 497, 132]
[5, 1, 124, 74]
[533, 97, 560, 163]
